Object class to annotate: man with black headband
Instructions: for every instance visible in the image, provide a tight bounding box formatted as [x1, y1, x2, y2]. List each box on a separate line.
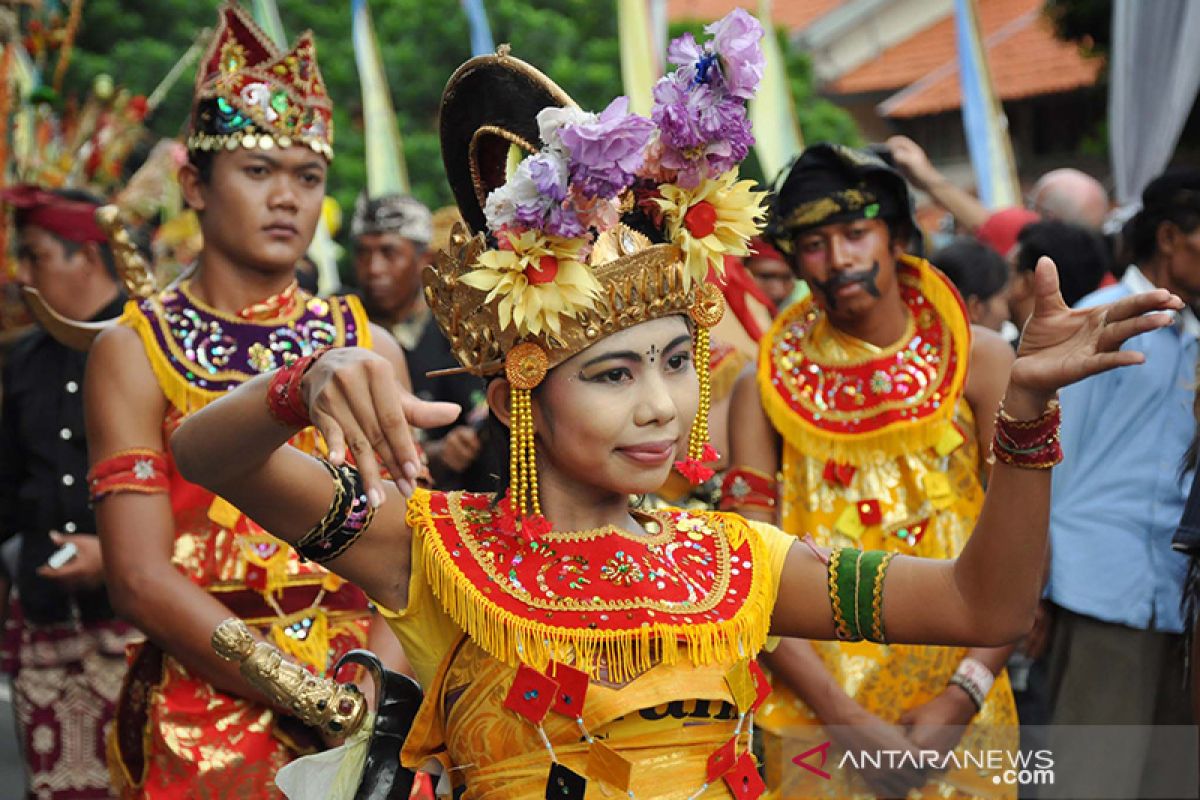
[0, 185, 139, 798]
[727, 143, 1018, 797]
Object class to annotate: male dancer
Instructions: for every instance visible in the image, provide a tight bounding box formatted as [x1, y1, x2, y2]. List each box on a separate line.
[83, 7, 407, 797]
[729, 144, 1018, 798]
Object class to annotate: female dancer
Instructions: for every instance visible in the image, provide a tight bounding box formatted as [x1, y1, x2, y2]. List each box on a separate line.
[170, 16, 1180, 799]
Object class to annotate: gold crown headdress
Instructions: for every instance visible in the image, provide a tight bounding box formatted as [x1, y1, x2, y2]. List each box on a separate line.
[187, 3, 333, 160]
[427, 14, 767, 533]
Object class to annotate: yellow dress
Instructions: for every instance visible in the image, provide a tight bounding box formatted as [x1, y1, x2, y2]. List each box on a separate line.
[755, 257, 1018, 799]
[377, 489, 797, 799]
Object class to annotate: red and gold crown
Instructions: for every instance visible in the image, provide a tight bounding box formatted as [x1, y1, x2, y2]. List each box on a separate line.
[187, 4, 333, 160]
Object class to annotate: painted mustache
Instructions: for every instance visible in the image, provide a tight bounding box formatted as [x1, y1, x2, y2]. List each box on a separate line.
[811, 261, 882, 309]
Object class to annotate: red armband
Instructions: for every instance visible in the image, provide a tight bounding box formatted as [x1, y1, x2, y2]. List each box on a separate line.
[88, 448, 169, 501]
[719, 466, 778, 512]
[266, 347, 330, 428]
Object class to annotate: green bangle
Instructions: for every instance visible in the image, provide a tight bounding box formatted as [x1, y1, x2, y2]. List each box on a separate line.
[828, 548, 895, 643]
[831, 547, 864, 641]
[865, 551, 895, 643]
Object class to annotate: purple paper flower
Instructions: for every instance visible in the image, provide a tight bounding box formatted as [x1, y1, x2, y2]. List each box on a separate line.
[651, 72, 754, 187]
[667, 32, 704, 78]
[544, 203, 586, 239]
[707, 8, 764, 99]
[558, 97, 655, 199]
[526, 152, 568, 201]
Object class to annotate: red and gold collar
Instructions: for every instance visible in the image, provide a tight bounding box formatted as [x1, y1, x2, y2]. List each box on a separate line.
[757, 256, 971, 464]
[411, 490, 773, 684]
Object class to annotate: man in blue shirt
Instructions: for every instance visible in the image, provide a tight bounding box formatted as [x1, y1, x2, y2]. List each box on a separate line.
[1044, 169, 1200, 797]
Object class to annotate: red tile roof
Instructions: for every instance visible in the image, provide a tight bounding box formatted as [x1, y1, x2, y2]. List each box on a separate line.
[666, 0, 844, 31]
[879, 10, 1102, 117]
[829, 0, 1044, 94]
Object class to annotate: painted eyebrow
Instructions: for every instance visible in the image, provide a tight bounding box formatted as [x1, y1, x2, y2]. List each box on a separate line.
[579, 333, 693, 370]
[580, 349, 640, 370]
[661, 333, 692, 353]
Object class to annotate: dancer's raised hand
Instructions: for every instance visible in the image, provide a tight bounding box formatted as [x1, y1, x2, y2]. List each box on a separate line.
[301, 348, 460, 504]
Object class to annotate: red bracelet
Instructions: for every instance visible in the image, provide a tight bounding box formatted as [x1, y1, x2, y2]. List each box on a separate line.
[719, 466, 779, 511]
[266, 348, 331, 428]
[990, 398, 1063, 469]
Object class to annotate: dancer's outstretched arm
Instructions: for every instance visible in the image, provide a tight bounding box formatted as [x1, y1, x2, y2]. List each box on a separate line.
[770, 258, 1183, 646]
[171, 348, 460, 611]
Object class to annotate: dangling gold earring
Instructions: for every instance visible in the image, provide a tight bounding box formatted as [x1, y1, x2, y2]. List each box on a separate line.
[505, 342, 550, 536]
[676, 282, 726, 484]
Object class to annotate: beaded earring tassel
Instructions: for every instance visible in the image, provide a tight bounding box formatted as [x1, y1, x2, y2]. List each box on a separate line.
[510, 385, 541, 518]
[505, 343, 551, 540]
[676, 283, 726, 484]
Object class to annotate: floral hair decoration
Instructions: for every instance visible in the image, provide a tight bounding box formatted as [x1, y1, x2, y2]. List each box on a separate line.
[427, 11, 768, 535]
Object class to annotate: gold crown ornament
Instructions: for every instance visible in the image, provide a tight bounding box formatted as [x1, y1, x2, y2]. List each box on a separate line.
[426, 25, 768, 533]
[187, 3, 333, 160]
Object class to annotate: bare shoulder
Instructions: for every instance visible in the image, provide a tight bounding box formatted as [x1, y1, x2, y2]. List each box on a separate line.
[731, 361, 764, 413]
[85, 324, 167, 452]
[968, 325, 1015, 373]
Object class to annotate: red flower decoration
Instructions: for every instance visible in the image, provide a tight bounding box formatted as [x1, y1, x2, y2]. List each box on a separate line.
[701, 442, 720, 463]
[525, 255, 560, 285]
[675, 458, 716, 484]
[684, 200, 718, 238]
[517, 514, 553, 542]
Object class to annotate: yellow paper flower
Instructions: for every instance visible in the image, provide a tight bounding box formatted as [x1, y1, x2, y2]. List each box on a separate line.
[460, 230, 601, 337]
[654, 169, 767, 287]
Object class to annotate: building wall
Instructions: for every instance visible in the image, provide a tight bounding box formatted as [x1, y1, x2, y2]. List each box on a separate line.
[802, 0, 954, 83]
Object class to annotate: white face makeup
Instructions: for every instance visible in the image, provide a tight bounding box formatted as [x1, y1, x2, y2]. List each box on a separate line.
[533, 316, 699, 499]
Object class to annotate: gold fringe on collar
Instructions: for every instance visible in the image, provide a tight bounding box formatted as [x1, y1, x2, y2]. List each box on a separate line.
[756, 255, 972, 465]
[406, 491, 773, 685]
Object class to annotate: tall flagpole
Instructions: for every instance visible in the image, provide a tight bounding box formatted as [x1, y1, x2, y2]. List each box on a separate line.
[617, 0, 659, 116]
[953, 0, 1020, 208]
[749, 0, 803, 183]
[352, 0, 410, 196]
[461, 0, 496, 57]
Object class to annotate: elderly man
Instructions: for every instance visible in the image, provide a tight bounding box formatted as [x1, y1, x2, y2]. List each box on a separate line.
[887, 136, 1109, 233]
[352, 193, 493, 490]
[351, 192, 435, 350]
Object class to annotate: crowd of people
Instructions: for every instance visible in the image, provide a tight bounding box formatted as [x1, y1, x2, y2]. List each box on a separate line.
[0, 4, 1196, 800]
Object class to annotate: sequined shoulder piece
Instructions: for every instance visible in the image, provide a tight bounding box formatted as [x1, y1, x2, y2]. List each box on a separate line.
[757, 256, 971, 464]
[121, 287, 370, 414]
[407, 489, 773, 684]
